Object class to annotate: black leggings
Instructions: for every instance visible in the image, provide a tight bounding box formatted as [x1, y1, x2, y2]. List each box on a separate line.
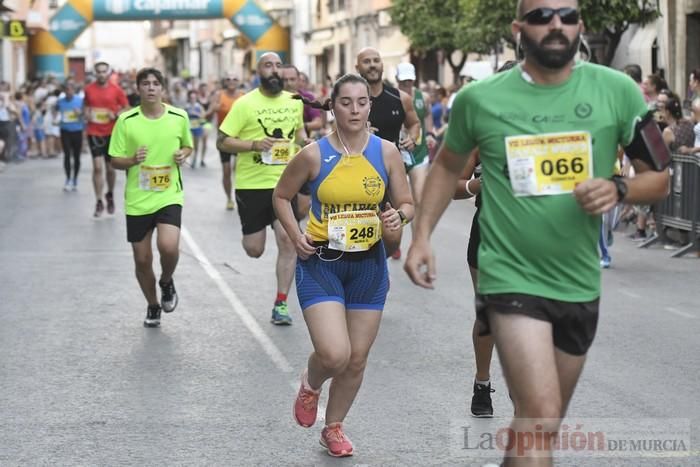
[60, 129, 82, 179]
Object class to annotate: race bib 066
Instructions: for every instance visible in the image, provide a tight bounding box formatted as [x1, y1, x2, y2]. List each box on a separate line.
[505, 131, 593, 197]
[327, 210, 382, 252]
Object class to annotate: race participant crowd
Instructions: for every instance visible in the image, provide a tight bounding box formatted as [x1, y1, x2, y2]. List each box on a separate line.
[1, 0, 698, 464]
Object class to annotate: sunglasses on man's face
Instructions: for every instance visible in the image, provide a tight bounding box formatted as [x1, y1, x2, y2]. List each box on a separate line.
[521, 7, 580, 25]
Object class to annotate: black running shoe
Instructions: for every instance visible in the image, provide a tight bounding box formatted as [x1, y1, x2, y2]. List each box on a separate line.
[471, 382, 495, 418]
[144, 304, 161, 327]
[105, 192, 115, 214]
[93, 199, 104, 218]
[159, 279, 178, 313]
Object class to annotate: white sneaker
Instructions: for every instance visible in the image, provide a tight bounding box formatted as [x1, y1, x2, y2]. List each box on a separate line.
[71, 178, 77, 191]
[63, 179, 71, 191]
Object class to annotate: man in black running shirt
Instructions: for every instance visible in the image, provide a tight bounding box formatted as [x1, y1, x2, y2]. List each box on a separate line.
[356, 47, 420, 258]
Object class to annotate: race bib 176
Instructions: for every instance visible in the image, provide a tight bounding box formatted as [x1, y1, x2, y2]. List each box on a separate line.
[139, 165, 172, 192]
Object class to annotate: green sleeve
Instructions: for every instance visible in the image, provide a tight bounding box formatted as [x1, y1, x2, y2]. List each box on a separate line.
[108, 118, 127, 158]
[618, 76, 649, 146]
[444, 88, 477, 156]
[219, 98, 244, 137]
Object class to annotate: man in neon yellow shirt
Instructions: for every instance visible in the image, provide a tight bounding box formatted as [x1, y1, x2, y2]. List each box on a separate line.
[110, 68, 193, 328]
[217, 52, 306, 325]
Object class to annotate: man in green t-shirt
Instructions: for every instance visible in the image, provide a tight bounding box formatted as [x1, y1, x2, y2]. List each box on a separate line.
[216, 52, 306, 326]
[405, 0, 669, 463]
[109, 68, 193, 328]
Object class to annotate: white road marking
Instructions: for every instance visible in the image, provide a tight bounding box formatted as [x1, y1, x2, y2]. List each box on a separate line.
[181, 225, 293, 373]
[665, 307, 695, 319]
[182, 225, 327, 420]
[620, 289, 641, 299]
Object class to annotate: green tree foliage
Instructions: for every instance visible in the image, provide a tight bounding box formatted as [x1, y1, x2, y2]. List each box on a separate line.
[390, 0, 659, 68]
[458, 0, 516, 51]
[580, 0, 660, 65]
[389, 0, 472, 78]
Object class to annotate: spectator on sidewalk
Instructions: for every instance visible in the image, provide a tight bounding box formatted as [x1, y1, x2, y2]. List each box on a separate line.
[688, 69, 699, 104]
[660, 92, 695, 248]
[45, 89, 61, 158]
[31, 101, 47, 158]
[642, 73, 669, 110]
[679, 98, 700, 156]
[662, 92, 695, 152]
[623, 64, 645, 97]
[14, 91, 31, 160]
[0, 91, 18, 164]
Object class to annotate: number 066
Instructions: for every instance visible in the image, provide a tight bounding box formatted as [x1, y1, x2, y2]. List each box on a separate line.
[541, 157, 584, 176]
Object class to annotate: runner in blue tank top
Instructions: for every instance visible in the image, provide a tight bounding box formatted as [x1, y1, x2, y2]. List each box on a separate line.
[273, 74, 414, 458]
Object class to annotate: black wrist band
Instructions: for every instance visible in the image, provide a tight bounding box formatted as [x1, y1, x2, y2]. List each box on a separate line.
[611, 175, 628, 202]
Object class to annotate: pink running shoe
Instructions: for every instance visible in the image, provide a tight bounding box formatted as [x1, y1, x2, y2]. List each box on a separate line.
[293, 369, 321, 428]
[320, 422, 354, 457]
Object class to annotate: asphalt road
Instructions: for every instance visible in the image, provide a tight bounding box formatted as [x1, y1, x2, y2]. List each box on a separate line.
[1, 148, 698, 466]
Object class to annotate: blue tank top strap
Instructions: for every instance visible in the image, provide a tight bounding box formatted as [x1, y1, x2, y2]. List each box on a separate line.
[365, 134, 388, 186]
[309, 136, 343, 193]
[311, 134, 388, 192]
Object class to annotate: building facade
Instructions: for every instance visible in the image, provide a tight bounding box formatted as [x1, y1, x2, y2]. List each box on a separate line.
[611, 0, 700, 99]
[1, 0, 30, 88]
[302, 0, 410, 86]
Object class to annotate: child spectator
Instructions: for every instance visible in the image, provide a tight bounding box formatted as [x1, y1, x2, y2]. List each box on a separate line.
[32, 101, 47, 158]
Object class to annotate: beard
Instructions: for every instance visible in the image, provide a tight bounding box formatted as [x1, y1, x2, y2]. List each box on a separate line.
[361, 67, 383, 84]
[260, 73, 283, 94]
[521, 29, 581, 70]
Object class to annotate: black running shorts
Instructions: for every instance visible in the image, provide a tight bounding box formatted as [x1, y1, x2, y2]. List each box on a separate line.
[88, 135, 111, 159]
[126, 204, 182, 243]
[467, 210, 480, 269]
[475, 293, 600, 356]
[220, 151, 235, 164]
[235, 189, 299, 235]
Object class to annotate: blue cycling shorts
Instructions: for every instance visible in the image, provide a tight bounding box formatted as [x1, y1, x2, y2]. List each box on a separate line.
[295, 241, 389, 311]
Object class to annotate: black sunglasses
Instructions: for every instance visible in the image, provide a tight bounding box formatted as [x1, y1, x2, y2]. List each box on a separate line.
[521, 7, 580, 25]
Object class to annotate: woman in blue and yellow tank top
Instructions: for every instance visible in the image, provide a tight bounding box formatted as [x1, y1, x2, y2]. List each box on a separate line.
[273, 74, 414, 457]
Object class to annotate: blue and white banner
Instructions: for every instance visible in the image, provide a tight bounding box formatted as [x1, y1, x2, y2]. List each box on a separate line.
[49, 4, 89, 46]
[94, 0, 223, 20]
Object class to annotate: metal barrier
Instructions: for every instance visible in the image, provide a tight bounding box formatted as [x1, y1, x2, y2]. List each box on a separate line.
[640, 153, 700, 258]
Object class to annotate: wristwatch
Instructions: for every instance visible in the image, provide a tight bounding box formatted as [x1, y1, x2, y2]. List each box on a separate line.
[397, 209, 409, 226]
[611, 175, 628, 202]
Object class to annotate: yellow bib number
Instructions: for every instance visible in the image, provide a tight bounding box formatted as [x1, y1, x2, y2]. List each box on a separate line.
[63, 110, 79, 123]
[261, 141, 299, 165]
[92, 108, 111, 124]
[139, 165, 172, 192]
[505, 131, 593, 197]
[328, 210, 382, 252]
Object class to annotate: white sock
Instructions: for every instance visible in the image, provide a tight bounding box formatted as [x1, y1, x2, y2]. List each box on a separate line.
[475, 379, 490, 387]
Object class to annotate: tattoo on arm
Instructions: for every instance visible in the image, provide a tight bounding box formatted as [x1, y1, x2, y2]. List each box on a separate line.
[217, 131, 228, 146]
